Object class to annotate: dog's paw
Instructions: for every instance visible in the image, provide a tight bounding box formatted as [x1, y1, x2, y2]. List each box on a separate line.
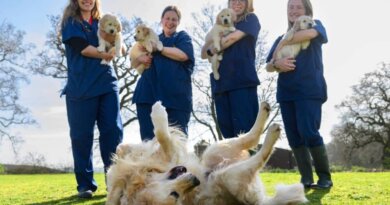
[213, 72, 220, 80]
[151, 101, 168, 128]
[260, 102, 271, 114]
[101, 60, 110, 65]
[266, 123, 281, 143]
[97, 46, 105, 53]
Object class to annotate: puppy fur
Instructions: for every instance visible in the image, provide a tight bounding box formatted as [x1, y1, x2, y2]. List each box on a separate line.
[97, 14, 124, 65]
[205, 8, 236, 80]
[267, 15, 315, 72]
[130, 24, 163, 74]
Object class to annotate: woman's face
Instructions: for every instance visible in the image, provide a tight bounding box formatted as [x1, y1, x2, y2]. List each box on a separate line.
[229, 0, 247, 16]
[288, 0, 306, 23]
[77, 0, 95, 13]
[161, 10, 179, 37]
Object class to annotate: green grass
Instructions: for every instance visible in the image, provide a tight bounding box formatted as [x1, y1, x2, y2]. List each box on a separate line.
[1, 172, 390, 205]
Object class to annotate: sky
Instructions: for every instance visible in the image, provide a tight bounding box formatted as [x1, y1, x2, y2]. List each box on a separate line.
[0, 0, 389, 166]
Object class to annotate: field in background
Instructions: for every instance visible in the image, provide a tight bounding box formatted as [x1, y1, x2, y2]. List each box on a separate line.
[1, 172, 390, 205]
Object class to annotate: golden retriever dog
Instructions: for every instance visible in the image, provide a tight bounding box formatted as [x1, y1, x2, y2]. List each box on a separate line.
[97, 14, 124, 65]
[130, 24, 163, 74]
[106, 102, 308, 205]
[267, 15, 315, 72]
[205, 8, 236, 80]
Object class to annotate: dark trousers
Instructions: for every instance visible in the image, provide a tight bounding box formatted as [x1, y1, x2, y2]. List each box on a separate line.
[279, 100, 324, 148]
[66, 92, 123, 192]
[214, 87, 259, 139]
[136, 103, 190, 141]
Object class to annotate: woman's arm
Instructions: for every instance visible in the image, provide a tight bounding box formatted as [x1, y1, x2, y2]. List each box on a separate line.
[282, 28, 318, 46]
[201, 29, 246, 58]
[160, 46, 189, 62]
[81, 45, 115, 61]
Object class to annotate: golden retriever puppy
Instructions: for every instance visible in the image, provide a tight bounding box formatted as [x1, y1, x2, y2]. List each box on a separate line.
[205, 8, 236, 80]
[267, 15, 315, 72]
[97, 14, 124, 65]
[130, 25, 163, 74]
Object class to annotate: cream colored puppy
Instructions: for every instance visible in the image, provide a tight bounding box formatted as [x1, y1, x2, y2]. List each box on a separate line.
[267, 15, 315, 72]
[97, 14, 124, 65]
[130, 24, 163, 74]
[205, 8, 236, 80]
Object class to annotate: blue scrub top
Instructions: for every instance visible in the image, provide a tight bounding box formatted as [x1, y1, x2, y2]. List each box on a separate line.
[266, 20, 328, 103]
[211, 13, 261, 95]
[62, 17, 118, 99]
[132, 31, 195, 112]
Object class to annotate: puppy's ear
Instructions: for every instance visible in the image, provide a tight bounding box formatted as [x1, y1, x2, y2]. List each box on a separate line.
[292, 19, 301, 31]
[231, 10, 237, 23]
[216, 13, 222, 25]
[117, 20, 122, 32]
[143, 27, 150, 36]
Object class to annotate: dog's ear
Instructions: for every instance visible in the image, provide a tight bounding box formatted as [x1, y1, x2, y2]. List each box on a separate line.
[99, 15, 107, 28]
[216, 13, 222, 25]
[143, 27, 150, 36]
[117, 20, 122, 32]
[292, 19, 301, 32]
[231, 10, 237, 23]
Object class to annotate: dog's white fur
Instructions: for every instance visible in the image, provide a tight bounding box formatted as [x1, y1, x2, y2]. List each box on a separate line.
[129, 24, 163, 74]
[97, 14, 124, 65]
[267, 15, 315, 72]
[205, 8, 236, 80]
[106, 102, 308, 205]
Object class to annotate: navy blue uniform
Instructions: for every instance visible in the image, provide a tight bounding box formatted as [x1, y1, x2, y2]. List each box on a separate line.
[267, 20, 328, 148]
[62, 17, 123, 192]
[211, 13, 261, 139]
[133, 31, 194, 140]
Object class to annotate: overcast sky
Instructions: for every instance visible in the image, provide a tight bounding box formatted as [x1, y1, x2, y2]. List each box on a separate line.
[1, 0, 389, 166]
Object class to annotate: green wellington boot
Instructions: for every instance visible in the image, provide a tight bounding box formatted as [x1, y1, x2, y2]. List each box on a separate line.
[309, 145, 333, 189]
[292, 146, 314, 188]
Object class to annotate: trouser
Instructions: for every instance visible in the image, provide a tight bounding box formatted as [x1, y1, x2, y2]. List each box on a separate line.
[279, 100, 324, 147]
[136, 103, 190, 141]
[66, 92, 123, 192]
[214, 87, 259, 139]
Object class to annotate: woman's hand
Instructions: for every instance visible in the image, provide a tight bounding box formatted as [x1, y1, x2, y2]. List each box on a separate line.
[274, 57, 296, 72]
[137, 54, 153, 68]
[102, 52, 115, 62]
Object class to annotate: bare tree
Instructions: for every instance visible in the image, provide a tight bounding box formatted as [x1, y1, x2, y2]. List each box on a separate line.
[0, 20, 35, 153]
[333, 62, 390, 168]
[187, 4, 280, 142]
[29, 15, 143, 127]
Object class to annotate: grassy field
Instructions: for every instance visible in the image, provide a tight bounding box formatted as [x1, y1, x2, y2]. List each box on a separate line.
[1, 172, 390, 205]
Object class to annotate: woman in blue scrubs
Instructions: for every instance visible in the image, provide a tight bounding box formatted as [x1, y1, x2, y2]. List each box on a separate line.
[201, 0, 261, 139]
[266, 0, 332, 189]
[133, 6, 195, 141]
[60, 0, 123, 198]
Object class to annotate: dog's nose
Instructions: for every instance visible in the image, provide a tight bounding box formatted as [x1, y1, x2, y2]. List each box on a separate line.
[308, 23, 313, 28]
[134, 36, 137, 40]
[224, 19, 229, 24]
[110, 29, 114, 34]
[191, 175, 200, 186]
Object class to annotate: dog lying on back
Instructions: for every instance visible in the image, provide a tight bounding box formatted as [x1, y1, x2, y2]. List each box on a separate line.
[130, 24, 163, 74]
[267, 15, 315, 72]
[106, 101, 308, 205]
[97, 14, 124, 65]
[205, 8, 236, 80]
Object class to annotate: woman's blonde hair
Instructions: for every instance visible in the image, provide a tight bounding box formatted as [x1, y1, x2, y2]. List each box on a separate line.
[287, 0, 313, 29]
[60, 0, 102, 29]
[228, 0, 254, 22]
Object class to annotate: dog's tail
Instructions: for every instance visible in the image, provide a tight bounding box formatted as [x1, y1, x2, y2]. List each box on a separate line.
[263, 183, 308, 205]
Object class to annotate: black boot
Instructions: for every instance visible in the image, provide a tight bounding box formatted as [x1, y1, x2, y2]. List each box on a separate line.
[309, 145, 333, 189]
[292, 146, 314, 188]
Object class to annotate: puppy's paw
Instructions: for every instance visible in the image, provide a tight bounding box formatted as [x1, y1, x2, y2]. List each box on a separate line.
[151, 101, 168, 129]
[97, 45, 105, 53]
[265, 123, 281, 145]
[213, 72, 220, 80]
[101, 60, 110, 65]
[260, 102, 271, 115]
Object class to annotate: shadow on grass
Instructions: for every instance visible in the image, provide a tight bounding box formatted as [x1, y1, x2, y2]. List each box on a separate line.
[305, 188, 331, 205]
[25, 194, 106, 205]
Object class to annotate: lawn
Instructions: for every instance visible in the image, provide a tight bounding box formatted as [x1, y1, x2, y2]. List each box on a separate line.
[1, 172, 389, 205]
